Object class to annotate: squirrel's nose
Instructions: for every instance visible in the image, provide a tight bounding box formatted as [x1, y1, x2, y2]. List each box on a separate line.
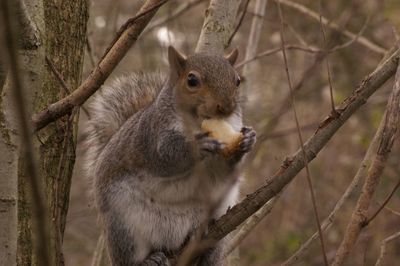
[217, 103, 234, 116]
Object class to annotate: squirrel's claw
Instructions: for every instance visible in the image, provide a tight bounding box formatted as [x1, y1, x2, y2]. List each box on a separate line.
[237, 126, 256, 153]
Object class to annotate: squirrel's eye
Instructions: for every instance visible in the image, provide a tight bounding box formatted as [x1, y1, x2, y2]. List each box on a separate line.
[187, 73, 199, 87]
[236, 76, 241, 87]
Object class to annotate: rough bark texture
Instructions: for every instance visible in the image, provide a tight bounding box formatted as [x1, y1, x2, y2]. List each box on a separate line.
[17, 0, 88, 265]
[0, 1, 44, 265]
[195, 0, 241, 54]
[0, 76, 20, 266]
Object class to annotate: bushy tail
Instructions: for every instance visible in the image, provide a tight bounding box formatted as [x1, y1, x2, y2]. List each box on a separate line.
[84, 72, 165, 176]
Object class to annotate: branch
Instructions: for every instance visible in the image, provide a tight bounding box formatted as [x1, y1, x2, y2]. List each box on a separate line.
[31, 0, 168, 131]
[227, 0, 251, 46]
[375, 231, 400, 266]
[277, 2, 327, 263]
[195, 0, 242, 53]
[224, 194, 280, 256]
[14, 0, 41, 49]
[275, 0, 387, 55]
[282, 104, 386, 266]
[241, 0, 268, 100]
[331, 61, 400, 266]
[365, 178, 400, 226]
[318, 0, 338, 116]
[204, 48, 400, 244]
[44, 56, 91, 119]
[142, 0, 205, 36]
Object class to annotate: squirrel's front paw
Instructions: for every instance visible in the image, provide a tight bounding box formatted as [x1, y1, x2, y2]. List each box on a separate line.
[142, 251, 170, 266]
[195, 132, 224, 158]
[237, 126, 256, 153]
[228, 127, 256, 165]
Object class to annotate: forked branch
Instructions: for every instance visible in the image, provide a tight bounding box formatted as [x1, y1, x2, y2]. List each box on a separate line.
[331, 61, 400, 266]
[31, 0, 168, 131]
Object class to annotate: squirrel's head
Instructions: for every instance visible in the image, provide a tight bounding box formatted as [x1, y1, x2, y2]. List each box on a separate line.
[168, 46, 240, 120]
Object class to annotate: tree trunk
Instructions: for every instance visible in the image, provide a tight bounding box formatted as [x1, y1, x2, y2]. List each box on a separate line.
[16, 0, 88, 265]
[0, 1, 44, 265]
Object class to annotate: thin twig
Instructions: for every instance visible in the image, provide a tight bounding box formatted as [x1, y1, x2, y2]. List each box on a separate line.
[224, 194, 280, 256]
[251, 14, 370, 157]
[331, 62, 400, 266]
[0, 1, 49, 265]
[227, 0, 251, 46]
[250, 52, 325, 161]
[45, 56, 91, 119]
[384, 206, 400, 217]
[236, 14, 371, 70]
[203, 48, 400, 252]
[99, 0, 169, 62]
[143, 0, 204, 36]
[262, 122, 318, 139]
[277, 2, 328, 265]
[374, 231, 400, 266]
[365, 178, 400, 226]
[318, 0, 337, 116]
[32, 0, 168, 131]
[275, 0, 387, 55]
[282, 109, 386, 266]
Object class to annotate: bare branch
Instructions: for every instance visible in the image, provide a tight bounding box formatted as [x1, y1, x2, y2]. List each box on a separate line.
[143, 0, 205, 36]
[375, 231, 400, 266]
[204, 48, 400, 245]
[44, 56, 91, 119]
[331, 62, 400, 266]
[282, 106, 386, 266]
[224, 194, 280, 256]
[366, 178, 400, 226]
[31, 0, 168, 131]
[275, 0, 387, 55]
[195, 0, 241, 53]
[236, 14, 372, 70]
[318, 0, 338, 116]
[227, 0, 251, 46]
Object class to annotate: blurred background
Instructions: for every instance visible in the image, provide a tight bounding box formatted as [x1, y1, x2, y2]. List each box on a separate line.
[64, 0, 400, 265]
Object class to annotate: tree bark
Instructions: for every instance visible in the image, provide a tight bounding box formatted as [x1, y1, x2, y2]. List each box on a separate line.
[0, 1, 45, 265]
[195, 0, 241, 54]
[16, 0, 88, 265]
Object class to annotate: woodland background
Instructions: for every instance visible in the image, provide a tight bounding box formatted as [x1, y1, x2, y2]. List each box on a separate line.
[1, 0, 400, 265]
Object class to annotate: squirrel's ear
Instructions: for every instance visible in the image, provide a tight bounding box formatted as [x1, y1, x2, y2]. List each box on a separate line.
[168, 46, 186, 75]
[225, 48, 239, 66]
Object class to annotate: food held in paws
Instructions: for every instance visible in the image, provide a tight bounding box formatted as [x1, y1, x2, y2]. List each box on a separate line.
[201, 118, 242, 155]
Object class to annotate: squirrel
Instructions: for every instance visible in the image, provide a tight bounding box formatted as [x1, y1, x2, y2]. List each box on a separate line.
[84, 46, 256, 266]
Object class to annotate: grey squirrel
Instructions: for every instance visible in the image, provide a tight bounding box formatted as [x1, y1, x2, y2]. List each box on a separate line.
[85, 46, 256, 266]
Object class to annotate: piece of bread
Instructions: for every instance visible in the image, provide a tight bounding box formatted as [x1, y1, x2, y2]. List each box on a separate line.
[201, 118, 242, 156]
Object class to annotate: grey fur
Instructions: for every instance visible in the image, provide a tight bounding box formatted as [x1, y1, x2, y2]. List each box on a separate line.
[85, 51, 256, 266]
